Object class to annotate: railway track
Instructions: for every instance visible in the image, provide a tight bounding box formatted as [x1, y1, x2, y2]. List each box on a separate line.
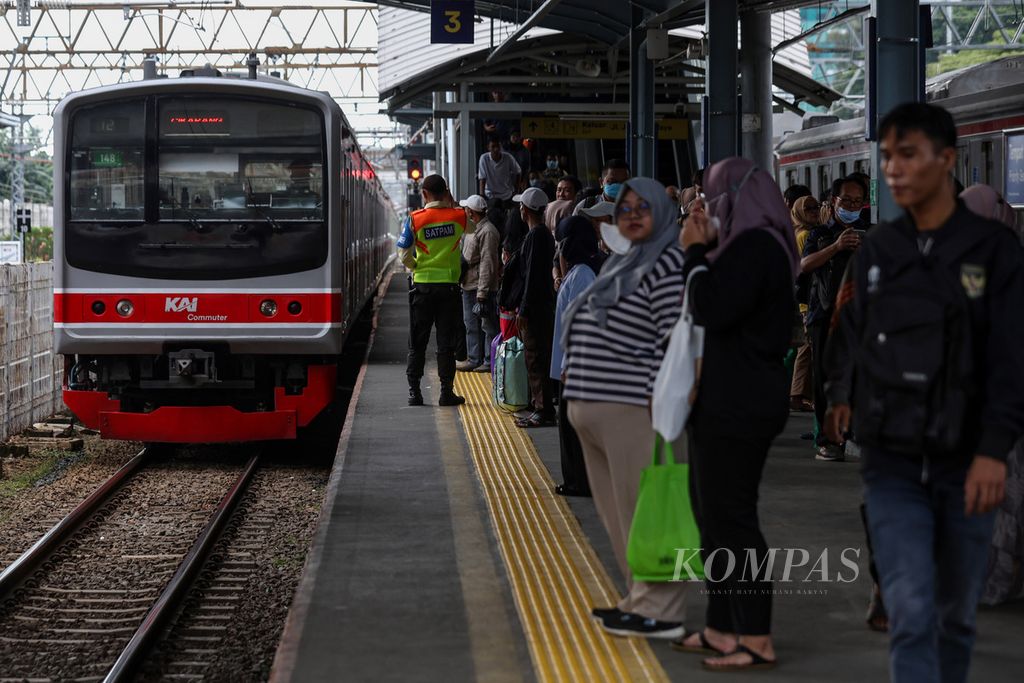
[0, 448, 259, 682]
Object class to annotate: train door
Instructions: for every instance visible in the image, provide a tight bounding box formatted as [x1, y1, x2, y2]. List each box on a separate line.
[956, 142, 969, 189]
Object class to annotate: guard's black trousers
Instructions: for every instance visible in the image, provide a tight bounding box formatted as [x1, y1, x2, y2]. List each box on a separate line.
[407, 281, 462, 388]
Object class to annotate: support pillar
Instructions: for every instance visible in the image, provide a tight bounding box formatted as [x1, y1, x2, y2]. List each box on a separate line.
[457, 83, 475, 199]
[870, 0, 921, 221]
[705, 0, 738, 165]
[629, 6, 656, 178]
[740, 10, 773, 171]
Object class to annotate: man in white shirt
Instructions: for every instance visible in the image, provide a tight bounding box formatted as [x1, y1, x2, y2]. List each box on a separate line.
[478, 135, 521, 204]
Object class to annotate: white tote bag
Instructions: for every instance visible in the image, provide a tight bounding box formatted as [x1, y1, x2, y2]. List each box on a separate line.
[651, 266, 708, 441]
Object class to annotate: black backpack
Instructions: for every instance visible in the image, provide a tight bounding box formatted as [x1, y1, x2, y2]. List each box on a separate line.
[853, 223, 984, 456]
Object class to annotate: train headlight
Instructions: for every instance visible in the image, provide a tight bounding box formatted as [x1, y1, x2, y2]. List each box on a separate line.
[115, 299, 134, 317]
[91, 300, 106, 315]
[259, 299, 278, 317]
[287, 301, 302, 315]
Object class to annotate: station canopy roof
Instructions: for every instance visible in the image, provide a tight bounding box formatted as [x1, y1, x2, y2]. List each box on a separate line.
[378, 2, 839, 119]
[376, 1, 821, 45]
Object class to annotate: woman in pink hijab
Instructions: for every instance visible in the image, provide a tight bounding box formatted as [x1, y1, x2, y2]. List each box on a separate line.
[672, 157, 797, 672]
[960, 184, 1017, 230]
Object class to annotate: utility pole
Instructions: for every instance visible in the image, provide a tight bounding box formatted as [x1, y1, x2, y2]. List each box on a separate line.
[11, 108, 27, 249]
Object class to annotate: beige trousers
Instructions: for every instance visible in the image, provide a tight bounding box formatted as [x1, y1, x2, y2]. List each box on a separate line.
[790, 340, 813, 400]
[567, 399, 689, 623]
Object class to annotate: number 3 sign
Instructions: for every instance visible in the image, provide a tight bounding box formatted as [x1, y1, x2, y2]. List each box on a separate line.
[431, 0, 474, 44]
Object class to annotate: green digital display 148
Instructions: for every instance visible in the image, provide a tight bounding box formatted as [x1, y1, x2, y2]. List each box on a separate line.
[91, 150, 123, 168]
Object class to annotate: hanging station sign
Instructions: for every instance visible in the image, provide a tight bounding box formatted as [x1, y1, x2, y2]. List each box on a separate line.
[430, 1, 474, 44]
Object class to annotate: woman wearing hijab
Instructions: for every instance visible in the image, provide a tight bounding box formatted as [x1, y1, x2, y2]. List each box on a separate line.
[789, 195, 820, 411]
[672, 158, 798, 671]
[961, 184, 1017, 232]
[550, 216, 601, 497]
[562, 177, 689, 639]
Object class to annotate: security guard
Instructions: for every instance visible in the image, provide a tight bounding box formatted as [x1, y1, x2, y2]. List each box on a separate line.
[397, 174, 475, 406]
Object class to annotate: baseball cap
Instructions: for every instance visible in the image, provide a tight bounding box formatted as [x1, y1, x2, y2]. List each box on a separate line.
[580, 200, 615, 218]
[512, 187, 549, 211]
[459, 194, 488, 213]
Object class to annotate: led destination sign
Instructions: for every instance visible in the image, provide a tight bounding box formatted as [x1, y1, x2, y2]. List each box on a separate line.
[164, 112, 229, 136]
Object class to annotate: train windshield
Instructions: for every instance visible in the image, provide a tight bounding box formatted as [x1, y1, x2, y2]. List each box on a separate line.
[156, 98, 323, 221]
[68, 100, 147, 221]
[66, 96, 328, 280]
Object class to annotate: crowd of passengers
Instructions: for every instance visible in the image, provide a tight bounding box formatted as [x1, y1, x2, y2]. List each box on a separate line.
[396, 101, 1024, 679]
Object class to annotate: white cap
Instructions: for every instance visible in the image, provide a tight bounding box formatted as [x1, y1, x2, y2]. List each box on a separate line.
[512, 187, 549, 211]
[458, 194, 488, 213]
[580, 200, 615, 218]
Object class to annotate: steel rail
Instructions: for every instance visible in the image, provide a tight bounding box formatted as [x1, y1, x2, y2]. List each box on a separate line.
[0, 447, 149, 599]
[103, 454, 260, 683]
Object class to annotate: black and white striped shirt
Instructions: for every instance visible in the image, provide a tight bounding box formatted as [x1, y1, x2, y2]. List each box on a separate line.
[563, 246, 686, 406]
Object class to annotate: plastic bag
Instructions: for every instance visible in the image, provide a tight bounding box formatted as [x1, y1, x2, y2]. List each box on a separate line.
[651, 266, 708, 441]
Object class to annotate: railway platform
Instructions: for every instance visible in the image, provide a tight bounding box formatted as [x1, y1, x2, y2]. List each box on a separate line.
[269, 274, 1024, 682]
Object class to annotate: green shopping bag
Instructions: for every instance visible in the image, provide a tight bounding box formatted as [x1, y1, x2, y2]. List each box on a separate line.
[626, 435, 705, 582]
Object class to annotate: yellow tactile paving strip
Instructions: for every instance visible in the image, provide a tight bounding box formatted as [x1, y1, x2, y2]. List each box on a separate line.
[455, 372, 670, 683]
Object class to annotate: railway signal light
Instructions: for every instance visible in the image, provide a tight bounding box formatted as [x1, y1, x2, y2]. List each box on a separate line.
[407, 158, 423, 181]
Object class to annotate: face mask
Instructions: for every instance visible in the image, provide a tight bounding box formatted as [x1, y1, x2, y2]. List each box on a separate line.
[835, 206, 861, 225]
[600, 221, 632, 255]
[603, 182, 623, 200]
[546, 160, 558, 170]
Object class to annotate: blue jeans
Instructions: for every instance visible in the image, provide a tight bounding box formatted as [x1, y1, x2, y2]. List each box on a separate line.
[863, 452, 995, 683]
[461, 290, 498, 366]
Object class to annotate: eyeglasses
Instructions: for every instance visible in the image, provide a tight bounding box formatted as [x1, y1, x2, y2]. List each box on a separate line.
[837, 195, 865, 209]
[616, 201, 652, 218]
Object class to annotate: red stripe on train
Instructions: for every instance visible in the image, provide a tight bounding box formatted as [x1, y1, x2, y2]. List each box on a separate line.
[54, 292, 343, 324]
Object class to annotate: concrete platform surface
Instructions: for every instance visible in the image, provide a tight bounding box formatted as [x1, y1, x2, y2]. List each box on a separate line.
[271, 273, 1023, 683]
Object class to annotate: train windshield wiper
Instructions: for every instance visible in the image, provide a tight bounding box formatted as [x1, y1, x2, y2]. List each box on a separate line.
[139, 242, 256, 249]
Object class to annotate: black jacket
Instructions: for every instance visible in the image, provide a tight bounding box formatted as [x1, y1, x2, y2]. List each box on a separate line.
[519, 224, 556, 317]
[683, 230, 795, 437]
[826, 202, 1024, 462]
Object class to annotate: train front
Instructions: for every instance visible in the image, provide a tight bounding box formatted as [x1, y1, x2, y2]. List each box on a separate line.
[52, 79, 343, 443]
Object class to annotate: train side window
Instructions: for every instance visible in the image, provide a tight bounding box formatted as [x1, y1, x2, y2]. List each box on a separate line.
[854, 158, 866, 175]
[803, 166, 811, 190]
[839, 161, 848, 178]
[785, 169, 796, 189]
[981, 140, 993, 186]
[818, 164, 830, 199]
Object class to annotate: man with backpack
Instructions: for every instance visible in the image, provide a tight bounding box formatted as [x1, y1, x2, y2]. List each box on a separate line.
[825, 102, 1024, 683]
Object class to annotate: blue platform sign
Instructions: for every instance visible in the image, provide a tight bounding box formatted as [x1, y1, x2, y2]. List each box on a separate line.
[431, 0, 474, 44]
[1007, 133, 1024, 207]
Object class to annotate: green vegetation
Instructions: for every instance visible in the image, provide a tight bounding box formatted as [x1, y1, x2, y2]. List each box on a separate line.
[927, 48, 1024, 77]
[0, 126, 54, 205]
[0, 449, 65, 497]
[24, 225, 53, 262]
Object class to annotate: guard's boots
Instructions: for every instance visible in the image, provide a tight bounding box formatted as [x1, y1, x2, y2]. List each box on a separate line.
[438, 384, 465, 407]
[408, 380, 424, 406]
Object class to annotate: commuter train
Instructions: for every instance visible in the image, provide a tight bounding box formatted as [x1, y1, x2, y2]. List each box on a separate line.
[52, 69, 396, 443]
[776, 55, 1024, 229]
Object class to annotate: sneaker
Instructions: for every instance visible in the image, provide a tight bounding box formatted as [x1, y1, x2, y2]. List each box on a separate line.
[513, 408, 533, 419]
[438, 388, 466, 406]
[815, 444, 845, 462]
[456, 360, 481, 372]
[590, 606, 622, 622]
[600, 611, 685, 640]
[408, 387, 424, 406]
